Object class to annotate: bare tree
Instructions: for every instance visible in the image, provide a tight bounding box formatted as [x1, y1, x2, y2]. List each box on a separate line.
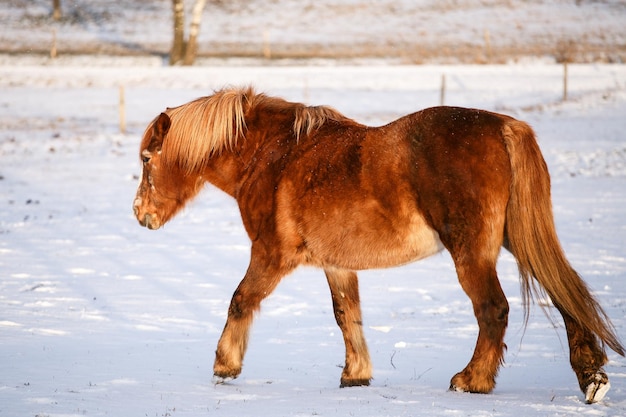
[52, 0, 62, 20]
[169, 0, 208, 66]
[170, 0, 185, 65]
[183, 0, 208, 65]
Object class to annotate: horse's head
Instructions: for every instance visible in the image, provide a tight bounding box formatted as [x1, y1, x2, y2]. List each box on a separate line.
[133, 112, 204, 230]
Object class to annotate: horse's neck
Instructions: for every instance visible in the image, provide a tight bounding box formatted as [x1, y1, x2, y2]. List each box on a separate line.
[201, 152, 245, 197]
[202, 102, 328, 197]
[200, 122, 291, 197]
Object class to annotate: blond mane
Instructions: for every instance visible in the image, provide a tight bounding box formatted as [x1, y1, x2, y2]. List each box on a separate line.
[158, 86, 350, 173]
[293, 105, 347, 140]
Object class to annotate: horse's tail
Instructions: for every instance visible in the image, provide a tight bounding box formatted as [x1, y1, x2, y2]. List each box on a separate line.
[502, 119, 624, 356]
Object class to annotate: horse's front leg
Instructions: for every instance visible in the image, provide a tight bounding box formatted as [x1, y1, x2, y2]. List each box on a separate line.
[324, 267, 372, 387]
[213, 246, 291, 382]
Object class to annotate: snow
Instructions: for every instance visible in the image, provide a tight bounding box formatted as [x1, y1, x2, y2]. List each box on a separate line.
[2, 60, 625, 417]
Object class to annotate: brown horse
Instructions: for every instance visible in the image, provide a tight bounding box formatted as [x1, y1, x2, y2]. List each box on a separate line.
[133, 86, 623, 403]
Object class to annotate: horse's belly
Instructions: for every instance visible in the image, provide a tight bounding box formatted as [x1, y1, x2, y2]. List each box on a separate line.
[359, 214, 444, 269]
[306, 211, 445, 270]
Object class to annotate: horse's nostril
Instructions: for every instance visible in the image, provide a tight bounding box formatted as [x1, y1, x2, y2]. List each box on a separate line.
[133, 197, 142, 217]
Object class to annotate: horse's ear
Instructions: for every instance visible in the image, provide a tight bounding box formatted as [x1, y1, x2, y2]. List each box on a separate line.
[154, 112, 171, 138]
[147, 113, 171, 153]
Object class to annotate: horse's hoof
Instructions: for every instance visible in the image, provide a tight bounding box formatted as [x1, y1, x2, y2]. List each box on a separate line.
[213, 358, 242, 382]
[449, 383, 465, 392]
[340, 378, 371, 388]
[584, 371, 610, 404]
[212, 374, 235, 385]
[449, 372, 493, 394]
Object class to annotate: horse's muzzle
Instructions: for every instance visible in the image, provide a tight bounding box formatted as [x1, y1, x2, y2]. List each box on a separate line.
[136, 212, 161, 230]
[142, 213, 161, 230]
[133, 197, 161, 230]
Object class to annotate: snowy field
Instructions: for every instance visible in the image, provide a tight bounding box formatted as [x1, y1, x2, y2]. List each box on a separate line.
[1, 61, 625, 416]
[2, 0, 626, 63]
[3, 3, 626, 416]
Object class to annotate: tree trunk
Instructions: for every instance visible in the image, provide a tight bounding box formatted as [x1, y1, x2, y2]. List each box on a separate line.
[170, 0, 186, 65]
[52, 0, 62, 20]
[183, 0, 207, 66]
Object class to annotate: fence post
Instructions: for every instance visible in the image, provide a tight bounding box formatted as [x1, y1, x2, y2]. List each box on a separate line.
[119, 85, 126, 134]
[440, 74, 446, 106]
[50, 29, 57, 59]
[563, 61, 568, 101]
[263, 29, 271, 59]
[484, 29, 492, 63]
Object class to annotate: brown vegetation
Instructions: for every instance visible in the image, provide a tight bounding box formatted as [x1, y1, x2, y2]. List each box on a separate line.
[1, 0, 624, 64]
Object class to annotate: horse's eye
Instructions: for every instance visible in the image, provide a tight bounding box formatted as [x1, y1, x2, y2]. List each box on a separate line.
[142, 156, 150, 164]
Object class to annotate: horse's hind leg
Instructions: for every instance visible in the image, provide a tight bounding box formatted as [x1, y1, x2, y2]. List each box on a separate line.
[555, 305, 609, 403]
[449, 256, 509, 394]
[324, 267, 372, 387]
[213, 246, 291, 381]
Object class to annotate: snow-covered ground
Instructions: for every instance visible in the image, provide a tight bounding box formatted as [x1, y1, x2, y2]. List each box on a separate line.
[1, 61, 625, 416]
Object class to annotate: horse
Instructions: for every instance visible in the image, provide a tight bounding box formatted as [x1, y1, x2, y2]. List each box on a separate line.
[133, 86, 623, 403]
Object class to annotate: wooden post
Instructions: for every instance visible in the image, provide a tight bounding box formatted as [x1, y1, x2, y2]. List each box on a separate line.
[303, 78, 309, 103]
[484, 29, 492, 63]
[50, 29, 58, 59]
[563, 61, 568, 101]
[263, 29, 271, 59]
[440, 74, 446, 106]
[119, 85, 126, 134]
